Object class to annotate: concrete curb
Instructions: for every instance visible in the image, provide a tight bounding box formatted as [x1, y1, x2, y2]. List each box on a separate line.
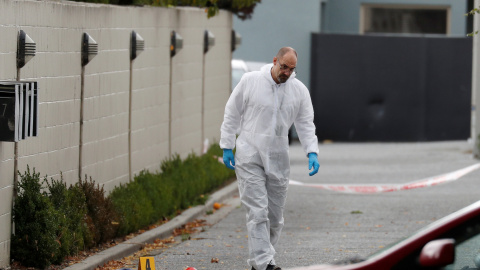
[63, 180, 238, 270]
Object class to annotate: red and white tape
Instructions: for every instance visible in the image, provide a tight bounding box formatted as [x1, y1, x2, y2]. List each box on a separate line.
[289, 163, 480, 194]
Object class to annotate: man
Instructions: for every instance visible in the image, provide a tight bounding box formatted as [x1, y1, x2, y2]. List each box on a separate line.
[220, 47, 320, 270]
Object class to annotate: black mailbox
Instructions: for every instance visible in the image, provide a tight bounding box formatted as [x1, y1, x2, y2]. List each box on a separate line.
[0, 81, 38, 142]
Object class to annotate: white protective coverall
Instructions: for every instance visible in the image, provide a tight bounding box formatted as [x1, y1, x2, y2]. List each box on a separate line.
[220, 64, 318, 270]
[220, 64, 319, 270]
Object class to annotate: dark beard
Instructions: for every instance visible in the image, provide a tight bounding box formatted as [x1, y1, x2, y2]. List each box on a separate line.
[278, 75, 288, 83]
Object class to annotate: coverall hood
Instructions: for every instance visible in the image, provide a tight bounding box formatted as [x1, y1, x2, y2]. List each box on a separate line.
[262, 63, 297, 84]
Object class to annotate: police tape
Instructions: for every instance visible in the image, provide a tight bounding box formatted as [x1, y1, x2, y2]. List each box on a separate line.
[289, 163, 480, 194]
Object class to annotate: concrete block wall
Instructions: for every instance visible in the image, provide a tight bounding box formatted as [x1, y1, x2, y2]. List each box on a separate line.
[129, 7, 172, 181]
[80, 6, 132, 191]
[0, 1, 17, 266]
[203, 11, 233, 148]
[0, 1, 232, 267]
[170, 8, 204, 157]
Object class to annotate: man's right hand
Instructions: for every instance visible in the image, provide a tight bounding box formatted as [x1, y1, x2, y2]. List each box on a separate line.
[223, 149, 235, 170]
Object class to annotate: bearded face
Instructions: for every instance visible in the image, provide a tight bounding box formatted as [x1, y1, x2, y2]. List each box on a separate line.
[272, 53, 296, 84]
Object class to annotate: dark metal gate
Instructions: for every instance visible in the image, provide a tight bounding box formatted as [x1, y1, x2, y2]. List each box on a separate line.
[310, 33, 472, 141]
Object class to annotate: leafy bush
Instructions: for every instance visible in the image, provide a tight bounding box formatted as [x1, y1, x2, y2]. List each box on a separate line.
[11, 143, 235, 267]
[110, 143, 234, 235]
[78, 176, 119, 246]
[44, 176, 92, 261]
[109, 178, 156, 236]
[11, 169, 117, 268]
[466, 5, 480, 36]
[11, 167, 61, 269]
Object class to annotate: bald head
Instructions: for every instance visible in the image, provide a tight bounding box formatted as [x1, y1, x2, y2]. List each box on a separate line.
[276, 47, 297, 59]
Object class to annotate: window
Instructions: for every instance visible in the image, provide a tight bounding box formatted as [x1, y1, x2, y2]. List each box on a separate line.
[361, 5, 450, 35]
[391, 214, 480, 270]
[444, 233, 480, 270]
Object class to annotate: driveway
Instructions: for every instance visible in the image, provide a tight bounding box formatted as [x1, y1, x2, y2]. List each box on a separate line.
[135, 141, 480, 270]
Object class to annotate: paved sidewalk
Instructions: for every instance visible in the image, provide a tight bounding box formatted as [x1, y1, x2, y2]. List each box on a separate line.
[63, 181, 240, 270]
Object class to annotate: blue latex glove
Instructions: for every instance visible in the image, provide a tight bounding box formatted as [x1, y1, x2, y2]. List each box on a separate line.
[308, 153, 320, 176]
[223, 149, 235, 170]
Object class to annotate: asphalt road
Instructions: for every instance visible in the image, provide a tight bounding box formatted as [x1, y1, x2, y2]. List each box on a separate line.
[130, 141, 480, 270]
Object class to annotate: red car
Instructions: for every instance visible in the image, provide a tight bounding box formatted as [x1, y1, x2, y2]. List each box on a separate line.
[290, 200, 480, 270]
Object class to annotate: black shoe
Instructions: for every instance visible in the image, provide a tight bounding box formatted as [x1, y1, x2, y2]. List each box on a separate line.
[251, 264, 281, 270]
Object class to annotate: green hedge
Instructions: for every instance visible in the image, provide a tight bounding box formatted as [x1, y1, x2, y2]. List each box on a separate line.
[11, 168, 62, 269]
[11, 143, 235, 268]
[44, 176, 92, 262]
[110, 146, 234, 235]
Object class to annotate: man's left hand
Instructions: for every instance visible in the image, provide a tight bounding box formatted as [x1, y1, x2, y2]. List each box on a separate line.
[308, 153, 320, 176]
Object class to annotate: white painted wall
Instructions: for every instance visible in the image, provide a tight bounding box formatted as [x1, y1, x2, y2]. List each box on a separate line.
[0, 1, 232, 267]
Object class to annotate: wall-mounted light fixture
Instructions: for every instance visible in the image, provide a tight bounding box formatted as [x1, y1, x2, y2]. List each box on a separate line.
[203, 30, 215, 54]
[81, 33, 98, 66]
[231, 30, 242, 52]
[170, 31, 183, 57]
[130, 31, 144, 60]
[17, 30, 36, 69]
[79, 32, 98, 179]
